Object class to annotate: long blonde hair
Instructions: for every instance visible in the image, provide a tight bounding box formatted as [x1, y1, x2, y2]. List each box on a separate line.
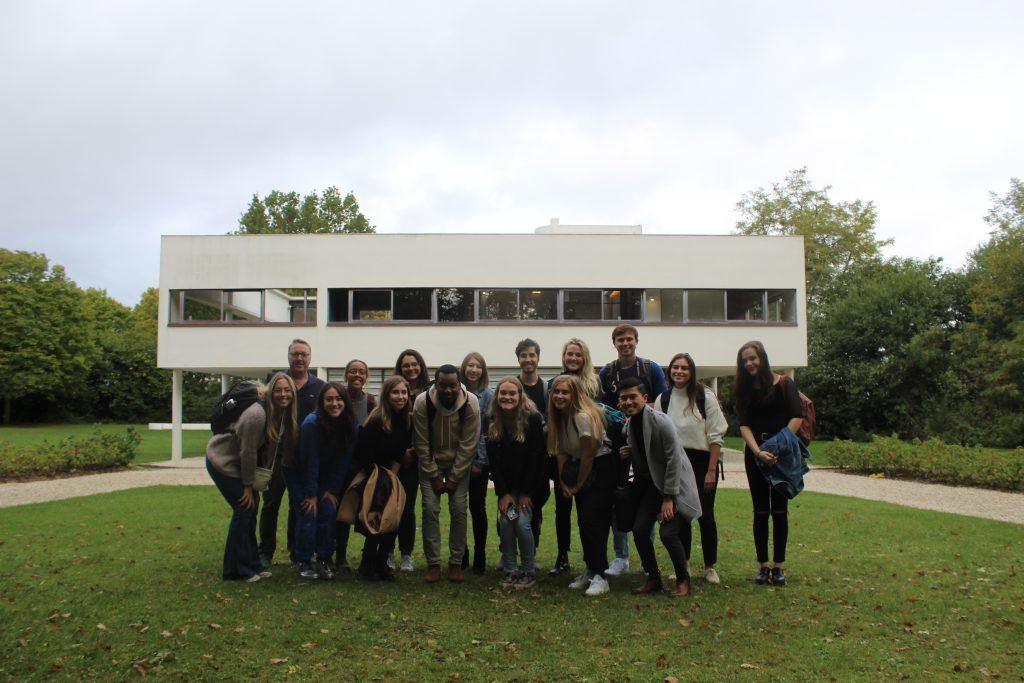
[546, 374, 605, 456]
[560, 337, 601, 399]
[487, 376, 537, 443]
[366, 375, 412, 434]
[265, 372, 299, 454]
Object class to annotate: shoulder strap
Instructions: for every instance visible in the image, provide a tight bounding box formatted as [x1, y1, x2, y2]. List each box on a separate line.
[660, 391, 670, 412]
[696, 384, 707, 420]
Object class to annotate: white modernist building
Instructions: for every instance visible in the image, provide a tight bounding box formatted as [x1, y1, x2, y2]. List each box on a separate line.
[158, 224, 807, 458]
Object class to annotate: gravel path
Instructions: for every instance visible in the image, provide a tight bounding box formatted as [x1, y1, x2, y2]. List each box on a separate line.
[1, 451, 1021, 525]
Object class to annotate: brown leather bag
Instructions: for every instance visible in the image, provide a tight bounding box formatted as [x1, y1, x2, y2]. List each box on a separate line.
[337, 465, 407, 536]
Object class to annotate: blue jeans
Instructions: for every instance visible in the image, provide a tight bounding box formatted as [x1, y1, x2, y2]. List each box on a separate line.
[282, 467, 337, 561]
[498, 500, 536, 573]
[206, 459, 263, 580]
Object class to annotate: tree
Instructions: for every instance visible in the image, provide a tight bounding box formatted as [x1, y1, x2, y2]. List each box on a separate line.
[0, 250, 94, 424]
[736, 168, 892, 312]
[235, 186, 375, 234]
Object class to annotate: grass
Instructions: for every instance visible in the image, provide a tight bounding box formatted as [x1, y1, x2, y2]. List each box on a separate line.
[1, 487, 1020, 681]
[0, 424, 209, 464]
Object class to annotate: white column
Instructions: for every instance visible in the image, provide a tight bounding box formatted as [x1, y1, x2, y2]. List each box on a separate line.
[710, 376, 718, 394]
[171, 369, 183, 461]
[221, 374, 231, 393]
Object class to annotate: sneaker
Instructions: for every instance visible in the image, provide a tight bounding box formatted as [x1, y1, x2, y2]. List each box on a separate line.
[606, 558, 630, 576]
[771, 567, 786, 586]
[549, 554, 571, 576]
[386, 553, 396, 572]
[500, 571, 518, 588]
[399, 555, 414, 572]
[515, 572, 536, 589]
[315, 559, 336, 581]
[584, 573, 610, 596]
[704, 567, 721, 585]
[568, 571, 592, 590]
[297, 561, 318, 580]
[257, 569, 273, 579]
[245, 574, 262, 583]
[755, 567, 770, 585]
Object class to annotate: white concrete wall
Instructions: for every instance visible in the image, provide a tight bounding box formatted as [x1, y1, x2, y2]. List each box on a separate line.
[158, 233, 807, 377]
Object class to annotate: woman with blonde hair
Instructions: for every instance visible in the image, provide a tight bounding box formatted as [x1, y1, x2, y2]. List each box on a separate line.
[486, 376, 545, 588]
[205, 373, 298, 582]
[547, 374, 615, 596]
[546, 337, 603, 576]
[353, 375, 414, 581]
[460, 352, 494, 573]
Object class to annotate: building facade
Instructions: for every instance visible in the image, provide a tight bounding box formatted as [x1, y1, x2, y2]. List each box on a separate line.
[158, 229, 807, 457]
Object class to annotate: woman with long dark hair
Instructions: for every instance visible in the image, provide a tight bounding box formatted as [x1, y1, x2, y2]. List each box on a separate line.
[486, 376, 545, 589]
[734, 341, 803, 587]
[353, 375, 413, 581]
[460, 352, 494, 573]
[286, 380, 355, 580]
[392, 349, 430, 571]
[547, 374, 614, 596]
[656, 353, 728, 585]
[205, 373, 298, 582]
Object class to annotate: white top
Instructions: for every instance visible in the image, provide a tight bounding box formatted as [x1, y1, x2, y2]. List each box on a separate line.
[655, 386, 728, 452]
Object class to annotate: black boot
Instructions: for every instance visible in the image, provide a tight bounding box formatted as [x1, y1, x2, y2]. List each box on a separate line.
[473, 547, 486, 575]
[548, 552, 570, 576]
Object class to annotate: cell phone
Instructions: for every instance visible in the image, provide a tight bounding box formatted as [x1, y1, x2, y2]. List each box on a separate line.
[506, 504, 519, 521]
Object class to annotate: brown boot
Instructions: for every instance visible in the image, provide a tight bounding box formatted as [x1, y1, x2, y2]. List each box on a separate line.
[669, 576, 691, 597]
[632, 575, 663, 595]
[424, 564, 442, 583]
[447, 563, 465, 583]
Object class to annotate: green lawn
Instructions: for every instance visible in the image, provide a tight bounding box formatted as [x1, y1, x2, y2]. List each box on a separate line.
[0, 424, 209, 464]
[1, 487, 1019, 681]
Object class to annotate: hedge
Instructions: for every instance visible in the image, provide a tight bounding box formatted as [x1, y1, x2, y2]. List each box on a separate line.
[0, 427, 140, 479]
[822, 435, 1024, 491]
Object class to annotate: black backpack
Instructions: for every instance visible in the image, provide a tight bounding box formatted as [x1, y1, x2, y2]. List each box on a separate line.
[659, 384, 708, 419]
[601, 359, 656, 403]
[209, 381, 262, 434]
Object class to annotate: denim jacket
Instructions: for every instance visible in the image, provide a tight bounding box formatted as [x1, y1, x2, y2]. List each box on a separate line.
[755, 427, 812, 499]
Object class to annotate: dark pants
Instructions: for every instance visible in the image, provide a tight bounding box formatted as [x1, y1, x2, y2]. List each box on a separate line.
[397, 463, 419, 556]
[745, 449, 789, 564]
[282, 467, 337, 562]
[362, 531, 398, 574]
[685, 449, 719, 566]
[467, 468, 489, 561]
[632, 477, 688, 580]
[574, 455, 616, 576]
[335, 521, 351, 566]
[206, 459, 262, 580]
[258, 459, 295, 561]
[551, 458, 573, 556]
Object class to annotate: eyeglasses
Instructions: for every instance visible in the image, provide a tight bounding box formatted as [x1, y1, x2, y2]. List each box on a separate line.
[289, 352, 310, 358]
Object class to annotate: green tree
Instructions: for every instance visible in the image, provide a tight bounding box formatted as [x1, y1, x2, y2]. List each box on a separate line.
[736, 168, 892, 312]
[235, 186, 375, 234]
[0, 250, 94, 424]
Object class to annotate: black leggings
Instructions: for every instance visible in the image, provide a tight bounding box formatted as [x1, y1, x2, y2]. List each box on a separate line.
[550, 458, 574, 556]
[686, 450, 719, 566]
[397, 464, 419, 556]
[467, 468, 489, 559]
[575, 455, 616, 575]
[744, 449, 789, 564]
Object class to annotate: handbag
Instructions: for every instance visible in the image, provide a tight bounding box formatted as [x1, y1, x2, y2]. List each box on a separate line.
[252, 446, 276, 493]
[612, 477, 638, 532]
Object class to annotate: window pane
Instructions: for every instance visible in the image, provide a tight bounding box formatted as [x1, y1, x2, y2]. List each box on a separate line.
[519, 289, 557, 320]
[353, 290, 392, 320]
[646, 289, 683, 323]
[564, 290, 602, 320]
[766, 289, 796, 322]
[479, 289, 518, 320]
[727, 289, 764, 321]
[394, 288, 432, 320]
[287, 289, 316, 323]
[687, 290, 725, 321]
[181, 290, 222, 321]
[328, 288, 349, 322]
[604, 289, 642, 320]
[437, 288, 475, 322]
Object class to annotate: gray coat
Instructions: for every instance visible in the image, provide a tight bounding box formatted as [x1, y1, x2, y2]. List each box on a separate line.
[623, 406, 702, 522]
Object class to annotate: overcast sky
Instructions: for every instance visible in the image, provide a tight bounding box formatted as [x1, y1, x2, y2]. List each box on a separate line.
[2, 1, 1021, 305]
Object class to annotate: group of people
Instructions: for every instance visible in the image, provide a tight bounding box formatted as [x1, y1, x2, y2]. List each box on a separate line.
[205, 325, 804, 597]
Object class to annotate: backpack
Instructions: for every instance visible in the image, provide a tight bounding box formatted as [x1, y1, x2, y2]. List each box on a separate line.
[780, 378, 816, 446]
[600, 359, 656, 402]
[209, 381, 261, 434]
[337, 464, 407, 536]
[600, 404, 627, 453]
[658, 384, 709, 419]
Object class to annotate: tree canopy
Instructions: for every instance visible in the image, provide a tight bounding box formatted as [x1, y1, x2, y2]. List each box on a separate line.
[235, 186, 375, 234]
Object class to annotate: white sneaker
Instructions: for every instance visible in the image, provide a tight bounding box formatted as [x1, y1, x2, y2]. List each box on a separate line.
[606, 557, 630, 576]
[386, 553, 396, 571]
[584, 573, 610, 596]
[568, 571, 592, 590]
[704, 567, 721, 584]
[399, 555, 414, 572]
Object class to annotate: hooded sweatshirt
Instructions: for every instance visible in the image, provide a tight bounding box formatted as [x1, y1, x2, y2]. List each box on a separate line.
[413, 385, 481, 483]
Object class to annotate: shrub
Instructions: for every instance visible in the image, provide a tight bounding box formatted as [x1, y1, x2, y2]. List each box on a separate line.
[0, 427, 140, 478]
[822, 434, 1024, 491]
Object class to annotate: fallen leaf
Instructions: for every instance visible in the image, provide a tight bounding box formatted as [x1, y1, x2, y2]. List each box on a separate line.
[96, 623, 107, 631]
[740, 663, 761, 669]
[207, 624, 222, 630]
[270, 658, 289, 664]
[665, 677, 679, 683]
[233, 627, 245, 633]
[159, 630, 173, 638]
